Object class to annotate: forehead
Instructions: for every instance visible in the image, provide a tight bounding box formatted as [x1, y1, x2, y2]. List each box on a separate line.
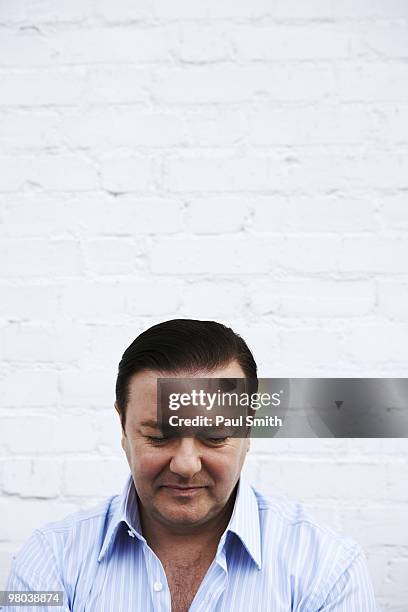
[126, 361, 246, 424]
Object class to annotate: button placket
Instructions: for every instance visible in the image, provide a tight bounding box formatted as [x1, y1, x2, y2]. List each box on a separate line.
[143, 544, 171, 611]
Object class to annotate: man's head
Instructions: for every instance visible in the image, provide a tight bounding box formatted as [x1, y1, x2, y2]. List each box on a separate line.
[114, 319, 257, 532]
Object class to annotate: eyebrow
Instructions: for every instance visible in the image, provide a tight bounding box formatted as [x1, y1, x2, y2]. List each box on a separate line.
[140, 420, 160, 428]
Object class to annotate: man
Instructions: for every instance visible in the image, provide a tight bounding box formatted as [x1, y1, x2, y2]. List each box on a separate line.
[5, 319, 378, 611]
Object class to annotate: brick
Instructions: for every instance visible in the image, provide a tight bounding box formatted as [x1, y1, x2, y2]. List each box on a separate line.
[60, 368, 115, 407]
[125, 280, 183, 315]
[60, 281, 126, 323]
[154, 0, 403, 21]
[61, 279, 182, 322]
[150, 237, 273, 274]
[339, 506, 408, 547]
[87, 324, 143, 368]
[241, 455, 260, 486]
[185, 108, 246, 146]
[99, 154, 156, 192]
[0, 68, 86, 106]
[1, 325, 61, 363]
[0, 110, 59, 149]
[97, 413, 123, 455]
[275, 236, 408, 275]
[53, 414, 99, 453]
[277, 237, 341, 274]
[164, 156, 276, 192]
[69, 193, 183, 235]
[336, 64, 408, 102]
[274, 150, 408, 191]
[186, 198, 249, 233]
[377, 105, 408, 143]
[349, 439, 408, 455]
[3, 459, 60, 498]
[346, 325, 408, 363]
[339, 237, 408, 273]
[2, 0, 152, 26]
[258, 460, 388, 501]
[251, 438, 348, 455]
[0, 156, 98, 192]
[0, 372, 58, 408]
[250, 279, 375, 317]
[63, 459, 128, 497]
[232, 24, 354, 61]
[59, 109, 187, 148]
[0, 545, 15, 590]
[362, 24, 408, 60]
[0, 239, 82, 277]
[0, 498, 78, 542]
[1, 0, 406, 24]
[280, 329, 344, 365]
[378, 282, 408, 322]
[92, 0, 152, 22]
[0, 31, 54, 67]
[0, 285, 58, 322]
[151, 0, 272, 19]
[177, 25, 234, 62]
[267, 0, 408, 20]
[154, 65, 333, 104]
[49, 27, 177, 64]
[0, 323, 88, 365]
[239, 324, 280, 369]
[181, 281, 246, 317]
[2, 193, 76, 236]
[252, 196, 378, 232]
[1, 416, 56, 452]
[165, 151, 408, 193]
[386, 463, 408, 502]
[83, 238, 146, 275]
[247, 106, 381, 146]
[1, 0, 98, 24]
[84, 66, 152, 104]
[365, 550, 391, 599]
[379, 194, 408, 228]
[381, 558, 408, 601]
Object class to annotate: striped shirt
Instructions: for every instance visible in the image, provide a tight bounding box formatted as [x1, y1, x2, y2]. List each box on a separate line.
[4, 473, 378, 611]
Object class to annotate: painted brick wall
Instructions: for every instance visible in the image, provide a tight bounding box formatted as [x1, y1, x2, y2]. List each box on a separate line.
[0, 2, 407, 609]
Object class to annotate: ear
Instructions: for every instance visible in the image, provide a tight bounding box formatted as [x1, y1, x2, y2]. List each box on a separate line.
[121, 433, 129, 453]
[114, 401, 126, 432]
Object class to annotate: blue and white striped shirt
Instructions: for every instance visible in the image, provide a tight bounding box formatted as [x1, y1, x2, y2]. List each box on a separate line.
[5, 473, 378, 611]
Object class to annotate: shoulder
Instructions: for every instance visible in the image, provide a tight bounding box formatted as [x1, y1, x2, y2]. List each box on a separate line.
[251, 486, 367, 603]
[12, 494, 120, 574]
[253, 485, 359, 554]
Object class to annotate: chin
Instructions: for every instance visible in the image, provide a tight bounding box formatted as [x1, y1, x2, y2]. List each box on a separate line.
[156, 506, 210, 526]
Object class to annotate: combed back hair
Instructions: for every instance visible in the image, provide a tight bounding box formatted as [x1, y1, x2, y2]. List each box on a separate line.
[115, 318, 258, 429]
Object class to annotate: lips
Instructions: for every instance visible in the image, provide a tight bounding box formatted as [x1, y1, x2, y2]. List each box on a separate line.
[161, 485, 206, 490]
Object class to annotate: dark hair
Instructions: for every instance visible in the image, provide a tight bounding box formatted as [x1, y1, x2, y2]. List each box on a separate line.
[115, 318, 257, 429]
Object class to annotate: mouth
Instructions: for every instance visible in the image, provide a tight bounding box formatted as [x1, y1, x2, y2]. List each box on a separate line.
[160, 485, 207, 496]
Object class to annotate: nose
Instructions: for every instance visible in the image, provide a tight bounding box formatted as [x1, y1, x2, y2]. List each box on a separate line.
[169, 438, 202, 479]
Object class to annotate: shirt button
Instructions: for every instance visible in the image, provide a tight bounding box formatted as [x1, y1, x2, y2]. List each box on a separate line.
[153, 581, 163, 592]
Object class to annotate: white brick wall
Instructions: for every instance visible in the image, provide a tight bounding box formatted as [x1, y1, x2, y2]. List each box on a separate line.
[0, 2, 407, 609]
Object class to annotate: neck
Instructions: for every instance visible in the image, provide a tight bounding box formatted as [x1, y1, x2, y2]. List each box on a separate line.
[139, 488, 237, 555]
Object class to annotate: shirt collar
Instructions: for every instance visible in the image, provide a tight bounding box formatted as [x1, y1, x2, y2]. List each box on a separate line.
[222, 475, 262, 570]
[98, 473, 262, 570]
[98, 473, 142, 562]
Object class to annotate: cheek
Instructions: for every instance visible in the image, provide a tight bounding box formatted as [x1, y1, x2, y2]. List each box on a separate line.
[131, 446, 170, 479]
[204, 452, 242, 482]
